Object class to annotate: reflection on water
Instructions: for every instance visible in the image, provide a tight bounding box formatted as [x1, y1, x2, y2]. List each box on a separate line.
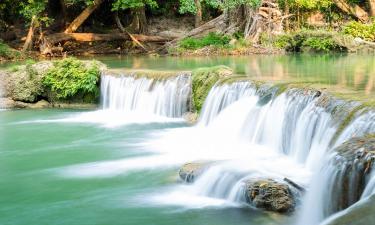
[1, 54, 374, 96]
[84, 54, 375, 97]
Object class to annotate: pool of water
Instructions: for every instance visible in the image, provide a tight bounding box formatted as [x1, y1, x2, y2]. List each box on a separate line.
[1, 54, 374, 97]
[0, 109, 287, 225]
[88, 54, 375, 97]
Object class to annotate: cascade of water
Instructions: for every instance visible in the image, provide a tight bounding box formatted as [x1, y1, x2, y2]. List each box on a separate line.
[334, 110, 375, 147]
[297, 111, 375, 225]
[100, 73, 191, 118]
[198, 82, 256, 125]
[173, 84, 343, 208]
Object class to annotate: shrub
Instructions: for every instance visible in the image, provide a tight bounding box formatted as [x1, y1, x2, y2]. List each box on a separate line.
[0, 40, 22, 60]
[268, 30, 347, 53]
[179, 32, 231, 50]
[43, 57, 100, 101]
[302, 37, 340, 52]
[343, 21, 375, 42]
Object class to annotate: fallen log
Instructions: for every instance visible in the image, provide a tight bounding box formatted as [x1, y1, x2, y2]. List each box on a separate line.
[45, 33, 172, 46]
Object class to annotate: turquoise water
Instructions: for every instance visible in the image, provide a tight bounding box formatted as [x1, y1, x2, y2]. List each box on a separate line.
[0, 110, 285, 225]
[88, 54, 375, 96]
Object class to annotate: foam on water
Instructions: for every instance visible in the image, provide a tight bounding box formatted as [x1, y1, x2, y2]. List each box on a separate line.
[53, 77, 375, 223]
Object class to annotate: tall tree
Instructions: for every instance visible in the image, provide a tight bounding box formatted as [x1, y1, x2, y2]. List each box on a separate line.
[333, 0, 369, 22]
[369, 0, 375, 16]
[64, 0, 103, 33]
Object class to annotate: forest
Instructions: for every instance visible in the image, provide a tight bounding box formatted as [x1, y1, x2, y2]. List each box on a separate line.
[0, 0, 375, 60]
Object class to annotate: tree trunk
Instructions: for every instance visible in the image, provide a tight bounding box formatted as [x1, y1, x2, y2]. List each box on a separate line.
[333, 0, 369, 22]
[22, 16, 37, 52]
[369, 0, 375, 16]
[64, 0, 103, 33]
[44, 33, 171, 45]
[194, 0, 202, 27]
[59, 0, 67, 25]
[128, 7, 147, 34]
[284, 2, 289, 31]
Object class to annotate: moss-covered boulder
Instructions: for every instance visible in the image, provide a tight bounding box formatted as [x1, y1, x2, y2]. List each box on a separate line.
[3, 61, 53, 102]
[1, 58, 106, 107]
[244, 179, 295, 213]
[179, 161, 212, 183]
[192, 65, 233, 112]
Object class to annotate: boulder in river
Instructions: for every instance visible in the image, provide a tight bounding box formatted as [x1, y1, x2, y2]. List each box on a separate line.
[244, 179, 295, 213]
[179, 161, 211, 183]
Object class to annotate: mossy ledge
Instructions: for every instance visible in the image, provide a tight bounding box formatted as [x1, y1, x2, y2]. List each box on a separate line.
[106, 68, 191, 81]
[191, 65, 233, 112]
[0, 57, 106, 109]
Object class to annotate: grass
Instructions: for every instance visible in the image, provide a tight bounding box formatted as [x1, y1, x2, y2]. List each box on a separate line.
[179, 32, 231, 50]
[0, 40, 23, 60]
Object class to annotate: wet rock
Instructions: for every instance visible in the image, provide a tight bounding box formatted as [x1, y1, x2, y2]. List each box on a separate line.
[183, 112, 199, 124]
[325, 136, 375, 214]
[244, 179, 295, 213]
[179, 161, 211, 183]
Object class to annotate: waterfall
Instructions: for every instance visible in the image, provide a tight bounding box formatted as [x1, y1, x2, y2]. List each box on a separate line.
[198, 82, 256, 125]
[157, 80, 375, 224]
[100, 72, 191, 118]
[297, 109, 375, 225]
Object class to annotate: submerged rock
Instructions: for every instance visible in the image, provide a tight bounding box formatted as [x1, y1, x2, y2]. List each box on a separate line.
[244, 179, 295, 213]
[179, 161, 211, 183]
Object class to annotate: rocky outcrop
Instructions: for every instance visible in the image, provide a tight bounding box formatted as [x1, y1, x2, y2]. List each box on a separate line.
[325, 136, 375, 214]
[0, 59, 105, 109]
[191, 66, 233, 112]
[2, 61, 53, 102]
[179, 161, 212, 183]
[244, 179, 296, 213]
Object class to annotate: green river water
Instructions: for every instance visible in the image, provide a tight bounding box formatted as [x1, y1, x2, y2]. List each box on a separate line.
[0, 54, 374, 225]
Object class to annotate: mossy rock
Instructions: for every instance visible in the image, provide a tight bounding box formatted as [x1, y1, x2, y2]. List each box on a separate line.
[192, 65, 233, 112]
[244, 179, 296, 213]
[107, 68, 191, 80]
[2, 58, 106, 105]
[179, 161, 212, 183]
[3, 61, 53, 102]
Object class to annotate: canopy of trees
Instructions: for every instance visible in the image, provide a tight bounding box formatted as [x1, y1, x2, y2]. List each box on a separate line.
[0, 0, 374, 55]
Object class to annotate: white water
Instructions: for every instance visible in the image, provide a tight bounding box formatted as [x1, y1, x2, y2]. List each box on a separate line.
[31, 72, 192, 127]
[55, 78, 375, 224]
[101, 73, 191, 118]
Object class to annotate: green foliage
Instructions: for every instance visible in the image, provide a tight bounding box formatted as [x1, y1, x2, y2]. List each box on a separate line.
[222, 0, 261, 9]
[0, 40, 22, 60]
[343, 21, 375, 42]
[192, 65, 232, 112]
[302, 37, 340, 52]
[267, 30, 347, 53]
[43, 58, 100, 101]
[179, 32, 231, 49]
[112, 0, 158, 11]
